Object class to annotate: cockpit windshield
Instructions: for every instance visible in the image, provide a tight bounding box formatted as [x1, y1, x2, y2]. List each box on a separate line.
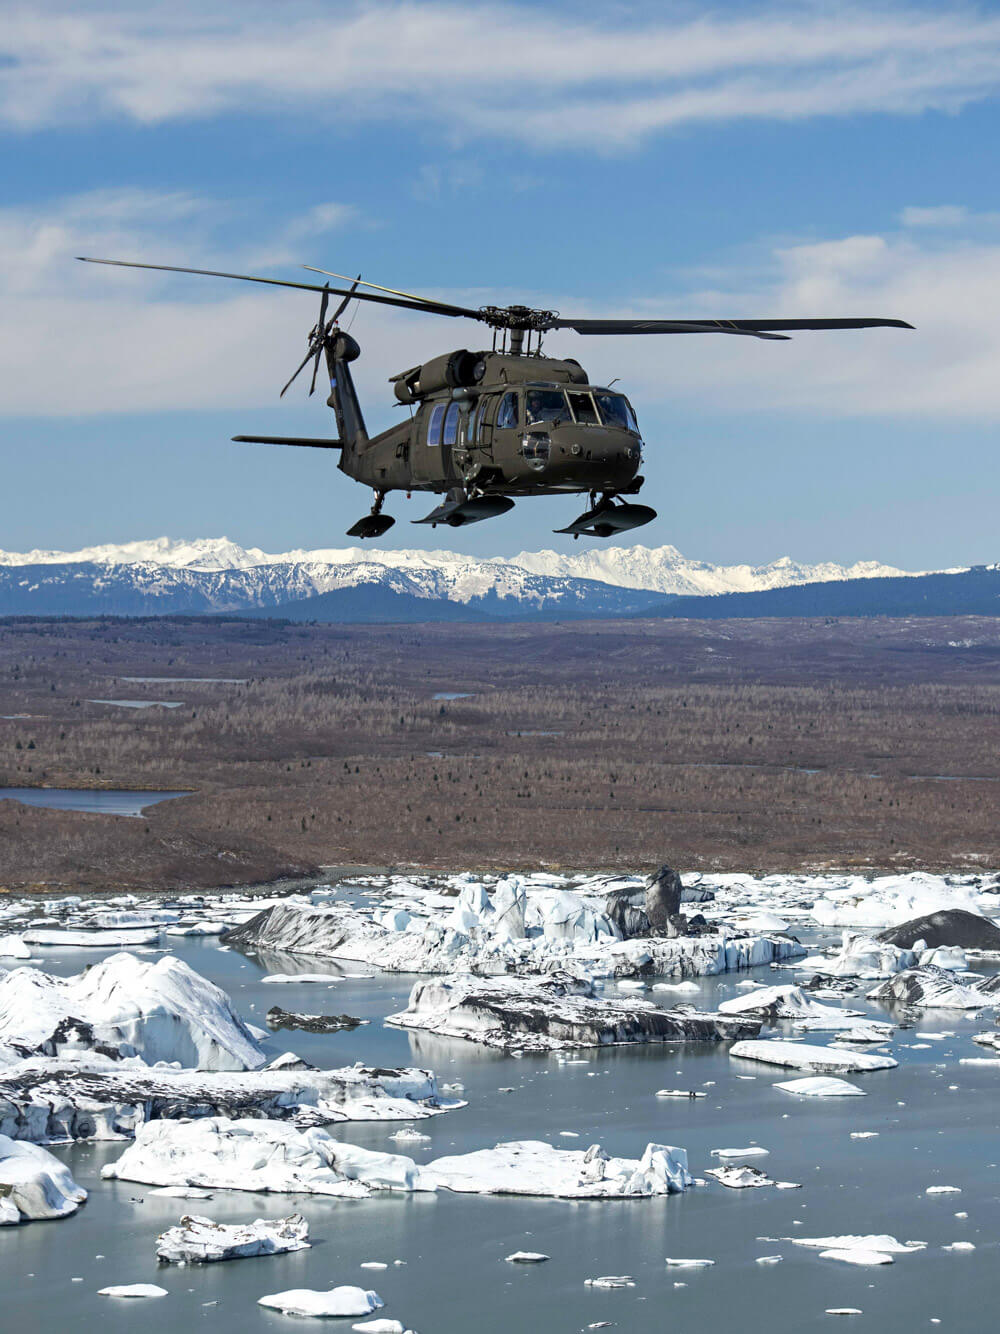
[594, 392, 639, 433]
[525, 389, 568, 425]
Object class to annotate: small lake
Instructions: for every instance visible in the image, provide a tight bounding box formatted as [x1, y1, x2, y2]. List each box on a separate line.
[432, 691, 476, 701]
[0, 788, 193, 817]
[88, 699, 184, 710]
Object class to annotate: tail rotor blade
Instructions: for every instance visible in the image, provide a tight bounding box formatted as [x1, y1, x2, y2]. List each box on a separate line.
[280, 345, 317, 398]
[328, 274, 361, 329]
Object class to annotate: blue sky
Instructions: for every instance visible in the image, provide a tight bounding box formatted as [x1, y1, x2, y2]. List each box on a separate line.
[3, 0, 1000, 568]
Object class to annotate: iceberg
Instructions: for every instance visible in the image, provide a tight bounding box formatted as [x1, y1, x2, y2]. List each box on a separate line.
[425, 1139, 691, 1198]
[0, 952, 265, 1071]
[258, 1287, 383, 1318]
[729, 1040, 897, 1073]
[866, 967, 990, 1010]
[157, 1213, 310, 1263]
[0, 1133, 87, 1222]
[385, 973, 760, 1052]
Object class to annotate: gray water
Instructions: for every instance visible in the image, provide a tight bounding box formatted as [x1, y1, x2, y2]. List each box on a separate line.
[120, 677, 247, 684]
[3, 928, 998, 1333]
[88, 699, 185, 709]
[0, 788, 193, 816]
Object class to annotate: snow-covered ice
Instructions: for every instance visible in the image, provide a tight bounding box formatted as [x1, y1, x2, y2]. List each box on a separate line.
[0, 1133, 87, 1222]
[773, 1077, 866, 1097]
[258, 1287, 384, 1317]
[156, 1212, 310, 1263]
[730, 1040, 898, 1073]
[426, 1139, 691, 1198]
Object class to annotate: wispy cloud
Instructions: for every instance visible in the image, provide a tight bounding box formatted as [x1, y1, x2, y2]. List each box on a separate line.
[4, 3, 1000, 147]
[5, 187, 1000, 422]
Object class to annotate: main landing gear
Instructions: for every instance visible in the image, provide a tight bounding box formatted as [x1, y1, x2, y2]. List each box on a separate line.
[347, 490, 396, 539]
[556, 492, 657, 539]
[413, 489, 515, 528]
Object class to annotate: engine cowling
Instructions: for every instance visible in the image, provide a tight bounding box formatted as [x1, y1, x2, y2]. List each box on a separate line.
[392, 349, 486, 403]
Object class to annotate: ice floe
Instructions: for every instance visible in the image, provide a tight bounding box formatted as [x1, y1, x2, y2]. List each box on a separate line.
[385, 973, 760, 1052]
[98, 1284, 168, 1298]
[0, 1133, 87, 1222]
[156, 1212, 310, 1263]
[425, 1139, 691, 1198]
[866, 967, 990, 1010]
[0, 952, 265, 1071]
[773, 1076, 866, 1096]
[103, 1117, 432, 1197]
[258, 1287, 384, 1317]
[729, 1040, 898, 1072]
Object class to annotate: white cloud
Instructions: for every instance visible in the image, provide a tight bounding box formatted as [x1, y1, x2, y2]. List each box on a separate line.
[3, 3, 1000, 147]
[4, 187, 1000, 423]
[900, 205, 970, 227]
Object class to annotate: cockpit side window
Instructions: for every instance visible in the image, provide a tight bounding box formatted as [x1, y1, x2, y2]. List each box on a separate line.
[427, 403, 446, 445]
[496, 391, 520, 429]
[442, 401, 460, 446]
[567, 390, 599, 425]
[594, 392, 636, 432]
[525, 389, 568, 425]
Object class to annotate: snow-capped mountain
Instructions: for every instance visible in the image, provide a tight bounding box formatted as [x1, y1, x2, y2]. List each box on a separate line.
[0, 536, 964, 621]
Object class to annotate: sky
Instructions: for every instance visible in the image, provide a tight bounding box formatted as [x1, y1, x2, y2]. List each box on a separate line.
[2, 0, 1000, 569]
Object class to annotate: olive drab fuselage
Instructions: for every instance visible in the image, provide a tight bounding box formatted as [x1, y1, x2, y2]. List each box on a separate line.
[335, 347, 645, 500]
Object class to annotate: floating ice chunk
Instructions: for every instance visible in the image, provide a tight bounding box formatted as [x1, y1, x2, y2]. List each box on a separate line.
[98, 1284, 168, 1298]
[103, 1118, 433, 1197]
[0, 935, 30, 959]
[710, 1146, 769, 1158]
[149, 1186, 213, 1199]
[387, 1130, 431, 1144]
[819, 1248, 894, 1265]
[792, 1235, 924, 1254]
[756, 1255, 782, 1265]
[774, 1077, 866, 1097]
[0, 1134, 87, 1222]
[718, 984, 859, 1022]
[730, 1040, 897, 1073]
[506, 1251, 550, 1263]
[0, 952, 266, 1070]
[652, 981, 700, 994]
[850, 1132, 879, 1139]
[707, 1165, 771, 1189]
[655, 1089, 706, 1098]
[919, 946, 969, 971]
[585, 1276, 634, 1288]
[386, 973, 757, 1052]
[156, 1213, 310, 1263]
[943, 1242, 975, 1251]
[352, 1322, 405, 1334]
[665, 1257, 714, 1267]
[866, 966, 988, 1010]
[925, 1185, 961, 1194]
[258, 1287, 383, 1317]
[22, 928, 160, 947]
[260, 973, 339, 984]
[427, 1139, 691, 1198]
[825, 1310, 863, 1316]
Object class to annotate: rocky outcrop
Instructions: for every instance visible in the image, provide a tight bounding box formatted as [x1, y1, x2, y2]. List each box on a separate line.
[876, 909, 1000, 952]
[385, 973, 761, 1052]
[265, 1008, 363, 1035]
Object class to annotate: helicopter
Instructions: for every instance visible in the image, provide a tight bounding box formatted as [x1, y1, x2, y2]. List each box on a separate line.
[78, 256, 913, 540]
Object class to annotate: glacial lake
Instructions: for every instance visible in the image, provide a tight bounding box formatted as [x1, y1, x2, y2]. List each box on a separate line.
[0, 788, 193, 816]
[3, 912, 998, 1334]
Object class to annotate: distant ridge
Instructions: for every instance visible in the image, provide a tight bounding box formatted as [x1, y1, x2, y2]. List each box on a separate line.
[0, 537, 985, 622]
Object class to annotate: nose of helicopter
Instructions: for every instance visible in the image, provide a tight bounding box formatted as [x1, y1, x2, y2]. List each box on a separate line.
[530, 422, 642, 487]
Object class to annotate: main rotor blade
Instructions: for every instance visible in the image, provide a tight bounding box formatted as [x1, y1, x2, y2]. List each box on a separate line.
[303, 265, 450, 310]
[76, 257, 484, 321]
[551, 316, 913, 337]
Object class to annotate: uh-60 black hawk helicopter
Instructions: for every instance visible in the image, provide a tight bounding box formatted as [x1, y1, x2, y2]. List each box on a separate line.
[79, 255, 913, 540]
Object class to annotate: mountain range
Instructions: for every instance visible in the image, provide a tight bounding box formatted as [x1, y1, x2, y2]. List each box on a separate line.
[0, 537, 990, 622]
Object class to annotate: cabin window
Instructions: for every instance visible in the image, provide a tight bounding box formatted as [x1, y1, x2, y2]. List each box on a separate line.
[567, 390, 599, 425]
[496, 391, 519, 429]
[525, 389, 568, 425]
[442, 401, 460, 446]
[594, 392, 637, 432]
[427, 403, 446, 445]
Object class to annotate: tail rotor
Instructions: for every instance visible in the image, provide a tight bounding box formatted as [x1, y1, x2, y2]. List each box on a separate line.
[280, 274, 360, 398]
